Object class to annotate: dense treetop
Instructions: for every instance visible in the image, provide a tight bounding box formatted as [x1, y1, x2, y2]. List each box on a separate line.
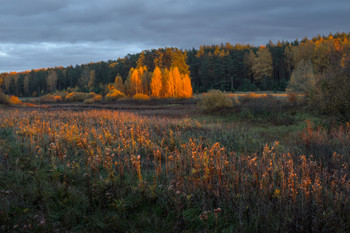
[1, 32, 349, 97]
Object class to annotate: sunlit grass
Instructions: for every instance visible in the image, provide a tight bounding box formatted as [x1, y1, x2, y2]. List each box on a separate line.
[0, 108, 349, 232]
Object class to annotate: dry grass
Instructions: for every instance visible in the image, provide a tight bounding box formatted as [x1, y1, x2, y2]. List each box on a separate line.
[0, 108, 349, 231]
[226, 91, 304, 101]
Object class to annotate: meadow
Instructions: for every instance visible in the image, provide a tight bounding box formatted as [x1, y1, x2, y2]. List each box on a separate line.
[0, 94, 349, 232]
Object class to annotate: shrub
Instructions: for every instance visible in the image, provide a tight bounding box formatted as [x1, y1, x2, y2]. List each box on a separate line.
[84, 98, 95, 104]
[0, 92, 10, 105]
[198, 89, 233, 112]
[84, 94, 102, 104]
[286, 59, 316, 97]
[65, 92, 86, 102]
[133, 93, 150, 101]
[312, 69, 350, 121]
[92, 94, 102, 101]
[9, 96, 22, 105]
[106, 89, 125, 101]
[64, 92, 99, 102]
[52, 90, 69, 98]
[39, 94, 63, 103]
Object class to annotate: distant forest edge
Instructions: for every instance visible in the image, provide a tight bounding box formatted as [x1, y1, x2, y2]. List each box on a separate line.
[1, 32, 350, 97]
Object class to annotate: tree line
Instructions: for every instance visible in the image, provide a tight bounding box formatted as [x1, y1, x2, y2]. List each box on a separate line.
[108, 65, 192, 98]
[1, 32, 349, 97]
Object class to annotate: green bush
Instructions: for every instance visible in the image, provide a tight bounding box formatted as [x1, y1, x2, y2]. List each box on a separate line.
[286, 59, 316, 97]
[312, 67, 350, 121]
[198, 89, 233, 112]
[0, 91, 10, 105]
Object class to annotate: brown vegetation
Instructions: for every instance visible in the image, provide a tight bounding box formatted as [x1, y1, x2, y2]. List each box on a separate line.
[198, 89, 233, 112]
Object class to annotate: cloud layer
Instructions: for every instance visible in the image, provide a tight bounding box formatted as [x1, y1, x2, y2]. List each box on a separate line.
[1, 0, 349, 72]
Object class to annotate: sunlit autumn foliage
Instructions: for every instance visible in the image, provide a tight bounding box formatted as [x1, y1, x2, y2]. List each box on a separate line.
[38, 91, 102, 104]
[133, 93, 150, 100]
[108, 66, 193, 99]
[105, 89, 125, 101]
[150, 66, 162, 97]
[0, 108, 349, 231]
[39, 94, 63, 103]
[9, 95, 22, 105]
[65, 92, 100, 102]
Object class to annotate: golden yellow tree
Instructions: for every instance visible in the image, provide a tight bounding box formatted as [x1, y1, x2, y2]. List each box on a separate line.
[138, 65, 147, 76]
[160, 69, 169, 98]
[172, 67, 182, 97]
[139, 66, 150, 95]
[165, 69, 174, 98]
[114, 75, 124, 93]
[123, 65, 193, 99]
[130, 68, 141, 95]
[150, 66, 162, 97]
[181, 74, 193, 98]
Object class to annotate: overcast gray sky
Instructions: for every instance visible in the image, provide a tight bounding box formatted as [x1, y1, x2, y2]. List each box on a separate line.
[0, 0, 349, 73]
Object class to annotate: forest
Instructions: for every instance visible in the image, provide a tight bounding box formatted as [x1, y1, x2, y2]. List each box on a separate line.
[1, 32, 349, 97]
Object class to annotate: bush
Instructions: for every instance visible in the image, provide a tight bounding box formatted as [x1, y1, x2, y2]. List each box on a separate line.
[84, 98, 95, 104]
[39, 94, 63, 103]
[106, 89, 125, 101]
[9, 96, 22, 105]
[64, 92, 100, 102]
[0, 92, 10, 105]
[84, 94, 102, 104]
[198, 89, 233, 112]
[312, 68, 350, 120]
[133, 93, 150, 101]
[52, 90, 69, 98]
[286, 59, 316, 97]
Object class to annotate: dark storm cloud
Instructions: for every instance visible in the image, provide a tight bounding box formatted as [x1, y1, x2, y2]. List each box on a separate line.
[1, 0, 349, 72]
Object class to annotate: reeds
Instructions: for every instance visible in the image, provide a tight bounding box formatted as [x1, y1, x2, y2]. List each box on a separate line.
[0, 109, 349, 232]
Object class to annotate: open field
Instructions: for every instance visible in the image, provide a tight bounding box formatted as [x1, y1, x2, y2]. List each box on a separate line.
[1, 96, 350, 232]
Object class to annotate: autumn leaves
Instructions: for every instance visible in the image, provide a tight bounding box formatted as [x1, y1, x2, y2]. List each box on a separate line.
[110, 66, 193, 99]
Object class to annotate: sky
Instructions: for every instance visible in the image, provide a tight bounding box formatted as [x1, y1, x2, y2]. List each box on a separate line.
[0, 0, 349, 73]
